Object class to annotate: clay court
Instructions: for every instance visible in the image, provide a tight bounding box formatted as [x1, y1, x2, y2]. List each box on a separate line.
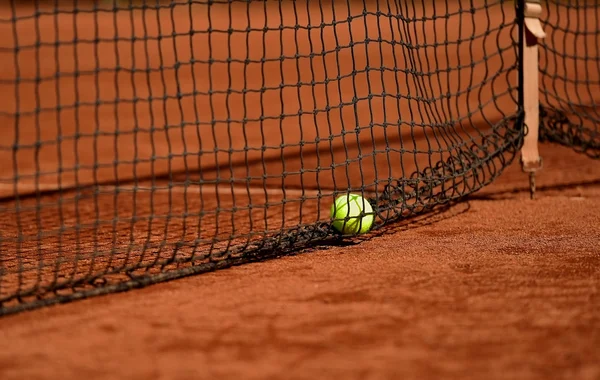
[0, 0, 599, 379]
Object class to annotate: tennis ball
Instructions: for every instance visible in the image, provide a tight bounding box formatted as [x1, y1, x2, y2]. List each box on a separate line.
[330, 193, 374, 235]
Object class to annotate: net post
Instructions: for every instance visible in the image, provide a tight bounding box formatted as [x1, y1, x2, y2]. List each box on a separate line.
[519, 0, 546, 199]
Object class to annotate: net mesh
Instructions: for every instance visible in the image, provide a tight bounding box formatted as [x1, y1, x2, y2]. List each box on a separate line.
[539, 0, 600, 158]
[0, 0, 523, 315]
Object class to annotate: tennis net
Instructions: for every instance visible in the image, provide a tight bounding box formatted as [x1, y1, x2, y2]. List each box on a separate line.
[539, 0, 600, 158]
[6, 0, 594, 315]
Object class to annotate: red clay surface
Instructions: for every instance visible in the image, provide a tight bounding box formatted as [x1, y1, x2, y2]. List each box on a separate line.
[0, 143, 598, 380]
[0, 1, 599, 379]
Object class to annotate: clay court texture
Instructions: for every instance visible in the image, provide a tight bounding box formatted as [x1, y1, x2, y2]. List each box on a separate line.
[0, 0, 599, 379]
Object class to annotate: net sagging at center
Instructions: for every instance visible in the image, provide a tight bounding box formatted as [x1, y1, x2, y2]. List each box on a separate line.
[0, 0, 522, 314]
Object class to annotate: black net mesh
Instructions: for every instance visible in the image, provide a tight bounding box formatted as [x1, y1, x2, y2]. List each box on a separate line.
[0, 0, 522, 315]
[539, 1, 600, 158]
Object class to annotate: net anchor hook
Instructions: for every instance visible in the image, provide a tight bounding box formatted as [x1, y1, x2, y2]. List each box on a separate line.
[521, 156, 543, 200]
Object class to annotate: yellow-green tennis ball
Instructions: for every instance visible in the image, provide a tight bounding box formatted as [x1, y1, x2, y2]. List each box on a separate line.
[330, 193, 374, 235]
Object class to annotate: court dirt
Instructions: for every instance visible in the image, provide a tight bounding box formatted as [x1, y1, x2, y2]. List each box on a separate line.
[0, 1, 599, 378]
[0, 142, 598, 380]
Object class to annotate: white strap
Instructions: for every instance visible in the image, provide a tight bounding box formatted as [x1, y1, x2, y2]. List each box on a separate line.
[520, 1, 546, 197]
